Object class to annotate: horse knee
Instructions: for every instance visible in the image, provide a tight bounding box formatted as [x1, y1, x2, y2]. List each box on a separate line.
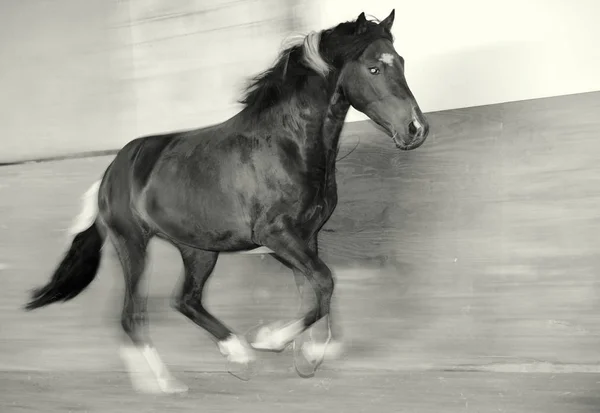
[314, 267, 334, 296]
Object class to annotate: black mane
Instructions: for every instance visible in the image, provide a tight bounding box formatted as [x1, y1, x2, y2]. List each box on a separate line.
[239, 18, 393, 114]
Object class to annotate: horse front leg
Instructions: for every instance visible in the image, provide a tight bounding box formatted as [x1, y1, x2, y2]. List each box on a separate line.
[291, 235, 344, 377]
[246, 221, 336, 376]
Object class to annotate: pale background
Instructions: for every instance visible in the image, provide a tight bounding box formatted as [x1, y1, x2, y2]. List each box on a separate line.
[2, 3, 600, 410]
[1, 0, 599, 162]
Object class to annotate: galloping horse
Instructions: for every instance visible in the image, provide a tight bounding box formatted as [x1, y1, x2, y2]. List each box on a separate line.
[25, 10, 429, 393]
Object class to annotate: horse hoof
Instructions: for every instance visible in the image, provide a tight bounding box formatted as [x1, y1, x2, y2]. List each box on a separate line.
[292, 340, 321, 378]
[227, 358, 258, 381]
[157, 377, 189, 394]
[312, 340, 344, 360]
[245, 321, 289, 353]
[292, 339, 343, 378]
[128, 374, 164, 394]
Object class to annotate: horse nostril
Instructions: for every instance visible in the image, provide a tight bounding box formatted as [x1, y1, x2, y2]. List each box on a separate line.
[408, 120, 419, 136]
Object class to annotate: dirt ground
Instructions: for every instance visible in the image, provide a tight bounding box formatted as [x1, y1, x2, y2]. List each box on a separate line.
[2, 370, 600, 413]
[2, 131, 600, 412]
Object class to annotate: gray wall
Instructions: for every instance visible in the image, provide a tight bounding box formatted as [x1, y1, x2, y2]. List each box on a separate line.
[0, 0, 131, 162]
[0, 0, 309, 163]
[3, 1, 600, 163]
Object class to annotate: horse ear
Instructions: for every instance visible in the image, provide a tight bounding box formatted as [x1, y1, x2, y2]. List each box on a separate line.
[379, 9, 395, 32]
[355, 12, 368, 35]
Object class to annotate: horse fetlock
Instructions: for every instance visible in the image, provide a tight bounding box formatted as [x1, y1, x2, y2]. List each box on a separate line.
[249, 320, 304, 351]
[119, 344, 173, 394]
[218, 335, 254, 364]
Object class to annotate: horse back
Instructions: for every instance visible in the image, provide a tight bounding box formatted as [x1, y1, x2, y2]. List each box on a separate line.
[129, 133, 179, 190]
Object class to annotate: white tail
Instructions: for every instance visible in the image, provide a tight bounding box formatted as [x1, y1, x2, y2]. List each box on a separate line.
[68, 180, 101, 237]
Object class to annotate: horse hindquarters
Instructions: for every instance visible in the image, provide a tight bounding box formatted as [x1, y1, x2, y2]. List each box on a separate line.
[103, 136, 257, 391]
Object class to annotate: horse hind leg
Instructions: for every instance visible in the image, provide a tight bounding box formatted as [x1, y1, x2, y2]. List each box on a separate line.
[107, 220, 188, 394]
[172, 244, 256, 380]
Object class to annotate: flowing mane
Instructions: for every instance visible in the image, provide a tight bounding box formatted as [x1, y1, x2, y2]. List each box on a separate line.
[239, 17, 394, 114]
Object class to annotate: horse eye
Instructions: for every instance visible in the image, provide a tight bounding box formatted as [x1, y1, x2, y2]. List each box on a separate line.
[369, 67, 380, 75]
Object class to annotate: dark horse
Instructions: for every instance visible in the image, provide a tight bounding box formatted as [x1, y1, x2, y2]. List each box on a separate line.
[24, 10, 429, 393]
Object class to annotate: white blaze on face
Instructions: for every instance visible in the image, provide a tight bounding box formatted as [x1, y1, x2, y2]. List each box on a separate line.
[378, 53, 394, 67]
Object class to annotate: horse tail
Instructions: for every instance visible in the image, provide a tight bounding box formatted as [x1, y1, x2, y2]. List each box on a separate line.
[25, 180, 106, 310]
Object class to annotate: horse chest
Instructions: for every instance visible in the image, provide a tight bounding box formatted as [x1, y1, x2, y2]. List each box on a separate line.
[299, 186, 338, 232]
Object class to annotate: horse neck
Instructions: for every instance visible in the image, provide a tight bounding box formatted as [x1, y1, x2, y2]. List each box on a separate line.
[321, 88, 351, 157]
[291, 74, 351, 168]
[237, 72, 351, 175]
[304, 76, 351, 193]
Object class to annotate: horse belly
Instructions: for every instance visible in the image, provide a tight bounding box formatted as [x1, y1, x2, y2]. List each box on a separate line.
[144, 187, 256, 251]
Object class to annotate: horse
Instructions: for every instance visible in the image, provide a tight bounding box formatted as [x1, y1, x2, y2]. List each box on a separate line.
[24, 10, 429, 394]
